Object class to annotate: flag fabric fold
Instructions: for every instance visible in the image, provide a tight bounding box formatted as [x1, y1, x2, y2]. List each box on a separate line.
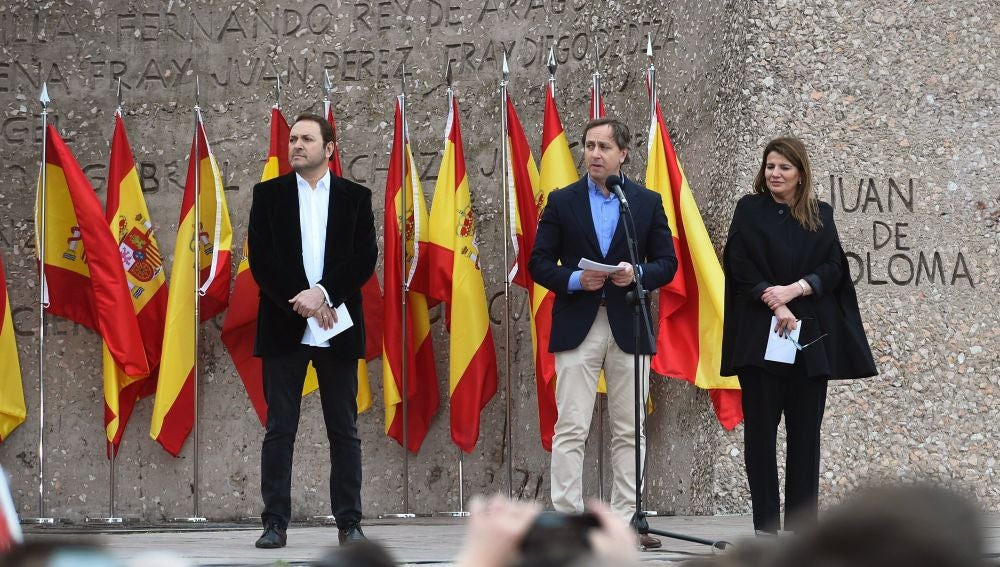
[327, 102, 380, 416]
[427, 91, 498, 452]
[645, 99, 742, 429]
[530, 87, 578, 450]
[382, 97, 439, 453]
[0, 253, 25, 443]
[151, 111, 233, 455]
[221, 106, 292, 426]
[102, 110, 169, 455]
[35, 124, 149, 378]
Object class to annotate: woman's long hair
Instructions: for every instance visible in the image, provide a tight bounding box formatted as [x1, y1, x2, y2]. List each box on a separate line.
[752, 137, 821, 231]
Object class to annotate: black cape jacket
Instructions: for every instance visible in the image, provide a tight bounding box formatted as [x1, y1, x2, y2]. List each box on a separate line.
[720, 193, 876, 380]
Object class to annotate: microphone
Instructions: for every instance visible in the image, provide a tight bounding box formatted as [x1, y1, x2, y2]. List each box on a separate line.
[605, 174, 628, 207]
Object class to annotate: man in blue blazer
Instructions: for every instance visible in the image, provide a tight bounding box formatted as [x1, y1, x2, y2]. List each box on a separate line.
[529, 117, 677, 548]
[248, 113, 377, 549]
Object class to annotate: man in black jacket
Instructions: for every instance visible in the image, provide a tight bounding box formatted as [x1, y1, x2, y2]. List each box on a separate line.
[248, 113, 377, 548]
[529, 117, 677, 548]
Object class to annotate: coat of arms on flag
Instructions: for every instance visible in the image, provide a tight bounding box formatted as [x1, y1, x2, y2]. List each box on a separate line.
[117, 216, 162, 289]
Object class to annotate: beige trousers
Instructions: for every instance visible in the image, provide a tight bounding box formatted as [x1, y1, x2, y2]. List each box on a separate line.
[550, 307, 650, 521]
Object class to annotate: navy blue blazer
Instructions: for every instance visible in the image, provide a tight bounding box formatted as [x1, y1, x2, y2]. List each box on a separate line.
[248, 172, 378, 359]
[528, 176, 677, 354]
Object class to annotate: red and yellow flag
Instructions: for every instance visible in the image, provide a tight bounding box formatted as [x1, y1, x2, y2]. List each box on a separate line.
[102, 110, 169, 455]
[383, 97, 439, 453]
[151, 111, 233, 455]
[531, 86, 580, 450]
[645, 99, 741, 429]
[327, 101, 379, 415]
[0, 253, 25, 443]
[427, 92, 498, 452]
[0, 464, 23, 551]
[222, 106, 292, 426]
[35, 124, 149, 378]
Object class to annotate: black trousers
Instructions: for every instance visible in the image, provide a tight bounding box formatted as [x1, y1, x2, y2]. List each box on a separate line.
[738, 366, 828, 533]
[260, 344, 361, 531]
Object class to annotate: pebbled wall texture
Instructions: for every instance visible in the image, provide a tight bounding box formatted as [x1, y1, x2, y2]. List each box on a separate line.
[0, 0, 997, 522]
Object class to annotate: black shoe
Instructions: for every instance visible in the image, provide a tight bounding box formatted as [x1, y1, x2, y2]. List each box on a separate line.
[338, 523, 367, 545]
[255, 523, 287, 548]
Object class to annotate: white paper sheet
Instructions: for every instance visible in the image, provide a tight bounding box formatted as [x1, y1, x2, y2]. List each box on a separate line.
[578, 258, 625, 273]
[763, 316, 801, 364]
[306, 303, 354, 343]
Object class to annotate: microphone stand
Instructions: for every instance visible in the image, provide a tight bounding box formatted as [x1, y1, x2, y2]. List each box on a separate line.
[615, 181, 730, 552]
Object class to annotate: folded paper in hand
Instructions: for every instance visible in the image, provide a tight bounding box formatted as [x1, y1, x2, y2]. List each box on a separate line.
[764, 316, 801, 364]
[578, 258, 624, 273]
[306, 303, 354, 343]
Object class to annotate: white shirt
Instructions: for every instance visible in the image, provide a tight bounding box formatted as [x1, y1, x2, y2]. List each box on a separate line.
[296, 171, 333, 347]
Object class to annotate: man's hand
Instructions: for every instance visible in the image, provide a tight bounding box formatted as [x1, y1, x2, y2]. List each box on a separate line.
[609, 262, 634, 287]
[579, 269, 609, 291]
[289, 287, 328, 318]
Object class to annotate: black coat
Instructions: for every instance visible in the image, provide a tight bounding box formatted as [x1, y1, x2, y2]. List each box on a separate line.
[247, 172, 378, 359]
[720, 193, 876, 380]
[528, 176, 678, 354]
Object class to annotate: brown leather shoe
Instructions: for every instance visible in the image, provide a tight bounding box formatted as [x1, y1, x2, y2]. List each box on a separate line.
[638, 533, 662, 549]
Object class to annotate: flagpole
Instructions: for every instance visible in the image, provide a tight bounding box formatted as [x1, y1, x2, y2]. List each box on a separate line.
[311, 74, 342, 524]
[592, 40, 602, 118]
[23, 83, 56, 525]
[381, 66, 416, 520]
[435, 73, 471, 518]
[178, 76, 207, 523]
[647, 34, 656, 136]
[323, 69, 341, 164]
[88, 81, 128, 525]
[499, 54, 513, 499]
[590, 39, 607, 502]
[641, 34, 659, 519]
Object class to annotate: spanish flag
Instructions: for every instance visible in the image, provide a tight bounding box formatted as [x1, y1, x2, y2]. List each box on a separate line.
[35, 124, 148, 378]
[646, 98, 742, 429]
[383, 97, 439, 453]
[221, 106, 292, 426]
[531, 87, 574, 450]
[327, 101, 378, 415]
[426, 91, 497, 452]
[151, 110, 233, 455]
[0, 253, 25, 443]
[102, 110, 169, 455]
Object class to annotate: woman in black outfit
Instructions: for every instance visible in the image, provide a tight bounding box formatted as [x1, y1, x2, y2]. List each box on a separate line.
[721, 137, 877, 534]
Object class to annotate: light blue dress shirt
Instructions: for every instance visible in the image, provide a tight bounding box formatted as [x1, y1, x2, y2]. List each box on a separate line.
[567, 175, 620, 292]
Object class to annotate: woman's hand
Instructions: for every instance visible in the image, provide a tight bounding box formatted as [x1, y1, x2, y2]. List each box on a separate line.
[772, 304, 798, 336]
[761, 283, 801, 310]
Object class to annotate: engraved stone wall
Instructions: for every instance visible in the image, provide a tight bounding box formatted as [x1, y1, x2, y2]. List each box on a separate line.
[0, 0, 997, 522]
[0, 0, 726, 521]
